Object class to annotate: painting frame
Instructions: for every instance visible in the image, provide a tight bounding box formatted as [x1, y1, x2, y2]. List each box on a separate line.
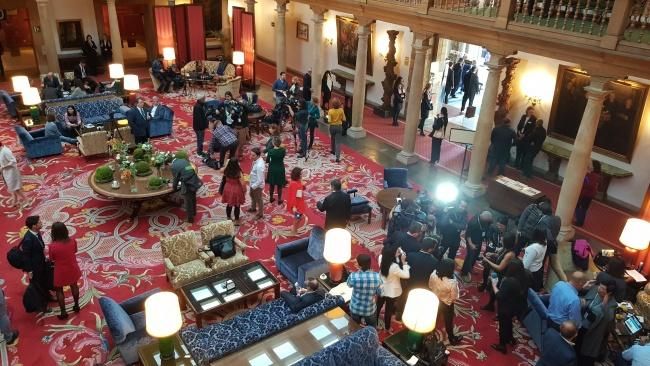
[296, 21, 309, 41]
[335, 16, 373, 76]
[548, 65, 647, 162]
[57, 20, 84, 50]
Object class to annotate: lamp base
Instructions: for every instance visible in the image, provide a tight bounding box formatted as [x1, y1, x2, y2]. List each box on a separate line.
[29, 106, 40, 124]
[328, 263, 343, 283]
[406, 330, 423, 353]
[158, 335, 174, 361]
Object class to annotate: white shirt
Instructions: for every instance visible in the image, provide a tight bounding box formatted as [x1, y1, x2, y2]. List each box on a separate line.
[249, 157, 265, 189]
[378, 255, 410, 298]
[150, 105, 158, 118]
[523, 242, 547, 272]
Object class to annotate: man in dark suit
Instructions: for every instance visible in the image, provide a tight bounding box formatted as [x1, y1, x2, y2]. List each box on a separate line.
[193, 94, 208, 157]
[280, 278, 325, 312]
[302, 69, 312, 101]
[127, 98, 150, 144]
[461, 67, 479, 113]
[73, 59, 98, 92]
[21, 215, 50, 311]
[521, 119, 547, 178]
[515, 106, 537, 168]
[390, 221, 423, 253]
[443, 62, 455, 104]
[396, 237, 439, 320]
[317, 179, 351, 230]
[487, 118, 517, 175]
[537, 320, 578, 366]
[171, 152, 203, 223]
[451, 59, 463, 97]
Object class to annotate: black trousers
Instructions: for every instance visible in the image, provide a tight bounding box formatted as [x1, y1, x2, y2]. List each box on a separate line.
[376, 296, 397, 330]
[461, 92, 475, 111]
[488, 152, 508, 175]
[308, 125, 316, 148]
[418, 117, 427, 132]
[437, 240, 460, 260]
[531, 267, 545, 291]
[219, 143, 238, 166]
[438, 301, 456, 338]
[460, 244, 480, 275]
[574, 196, 593, 227]
[183, 191, 197, 221]
[498, 312, 515, 346]
[392, 102, 402, 125]
[515, 140, 527, 167]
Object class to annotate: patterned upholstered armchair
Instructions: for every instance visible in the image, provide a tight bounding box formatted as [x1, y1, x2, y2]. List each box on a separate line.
[78, 131, 110, 157]
[160, 231, 214, 290]
[200, 220, 249, 273]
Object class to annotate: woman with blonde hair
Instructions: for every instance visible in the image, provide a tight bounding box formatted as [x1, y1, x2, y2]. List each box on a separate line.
[327, 97, 345, 163]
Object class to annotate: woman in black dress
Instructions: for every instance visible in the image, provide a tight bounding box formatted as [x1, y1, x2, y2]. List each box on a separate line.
[419, 83, 433, 135]
[491, 259, 529, 354]
[391, 76, 405, 126]
[429, 107, 448, 164]
[321, 71, 333, 110]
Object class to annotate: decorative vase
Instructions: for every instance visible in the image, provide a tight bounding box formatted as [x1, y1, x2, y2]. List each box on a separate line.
[111, 180, 120, 189]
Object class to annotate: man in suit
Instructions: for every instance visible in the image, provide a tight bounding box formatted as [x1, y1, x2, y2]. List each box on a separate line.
[43, 72, 62, 98]
[461, 67, 479, 113]
[171, 151, 203, 223]
[443, 61, 455, 104]
[193, 94, 208, 157]
[127, 98, 150, 144]
[317, 179, 351, 230]
[73, 59, 98, 92]
[280, 278, 325, 313]
[151, 55, 170, 93]
[521, 119, 547, 178]
[515, 106, 537, 168]
[451, 59, 463, 97]
[302, 68, 312, 101]
[437, 200, 468, 260]
[487, 118, 516, 175]
[390, 221, 423, 253]
[537, 320, 578, 366]
[21, 215, 50, 311]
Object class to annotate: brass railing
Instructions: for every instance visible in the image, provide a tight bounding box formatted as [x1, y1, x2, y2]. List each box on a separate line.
[625, 0, 650, 43]
[430, 0, 501, 17]
[512, 0, 613, 36]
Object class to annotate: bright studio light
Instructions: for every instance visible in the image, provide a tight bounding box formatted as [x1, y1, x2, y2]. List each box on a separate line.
[434, 182, 459, 204]
[520, 69, 554, 105]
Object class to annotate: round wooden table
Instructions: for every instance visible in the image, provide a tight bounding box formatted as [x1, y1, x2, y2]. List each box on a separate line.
[247, 110, 267, 135]
[376, 187, 417, 229]
[88, 166, 177, 219]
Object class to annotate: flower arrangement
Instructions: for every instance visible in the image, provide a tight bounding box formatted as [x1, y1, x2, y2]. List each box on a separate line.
[139, 142, 153, 153]
[107, 138, 128, 159]
[120, 162, 135, 183]
[152, 151, 173, 168]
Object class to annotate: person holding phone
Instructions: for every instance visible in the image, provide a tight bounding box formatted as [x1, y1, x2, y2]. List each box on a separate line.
[376, 245, 410, 332]
[286, 167, 306, 236]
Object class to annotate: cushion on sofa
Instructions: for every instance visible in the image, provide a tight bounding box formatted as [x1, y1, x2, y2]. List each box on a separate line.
[99, 297, 136, 344]
[279, 251, 314, 279]
[306, 227, 325, 260]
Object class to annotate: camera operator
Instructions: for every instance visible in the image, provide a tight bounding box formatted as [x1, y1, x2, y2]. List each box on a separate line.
[219, 92, 248, 158]
[436, 200, 468, 260]
[386, 198, 427, 240]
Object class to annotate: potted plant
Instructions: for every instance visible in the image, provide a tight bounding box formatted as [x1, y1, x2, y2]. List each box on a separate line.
[134, 161, 152, 177]
[94, 165, 114, 184]
[133, 148, 145, 161]
[147, 176, 168, 190]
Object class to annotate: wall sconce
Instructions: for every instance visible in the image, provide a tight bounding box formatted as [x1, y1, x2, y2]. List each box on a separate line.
[521, 69, 553, 108]
[324, 20, 336, 46]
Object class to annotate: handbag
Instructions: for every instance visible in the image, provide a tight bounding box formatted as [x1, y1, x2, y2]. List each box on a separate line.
[209, 235, 236, 259]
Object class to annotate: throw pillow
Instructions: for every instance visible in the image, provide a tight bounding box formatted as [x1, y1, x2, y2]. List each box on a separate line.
[306, 227, 325, 260]
[99, 297, 136, 344]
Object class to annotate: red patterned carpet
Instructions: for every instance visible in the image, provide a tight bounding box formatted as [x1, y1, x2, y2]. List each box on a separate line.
[0, 89, 540, 365]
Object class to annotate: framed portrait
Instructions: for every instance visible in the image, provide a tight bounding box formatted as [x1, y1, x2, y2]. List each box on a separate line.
[336, 16, 373, 76]
[296, 21, 309, 41]
[57, 20, 84, 50]
[548, 65, 648, 162]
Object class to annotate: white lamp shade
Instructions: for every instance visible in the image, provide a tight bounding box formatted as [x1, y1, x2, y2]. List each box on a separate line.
[123, 74, 140, 91]
[145, 291, 183, 338]
[233, 51, 245, 65]
[402, 289, 439, 333]
[22, 87, 41, 106]
[323, 228, 351, 264]
[109, 64, 124, 79]
[163, 47, 176, 61]
[12, 76, 30, 93]
[620, 218, 650, 251]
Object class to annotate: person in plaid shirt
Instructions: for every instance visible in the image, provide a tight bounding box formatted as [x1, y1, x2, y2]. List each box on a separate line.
[210, 118, 238, 167]
[347, 254, 383, 327]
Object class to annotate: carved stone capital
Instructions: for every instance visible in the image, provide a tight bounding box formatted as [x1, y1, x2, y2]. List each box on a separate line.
[354, 16, 375, 27]
[311, 5, 328, 17]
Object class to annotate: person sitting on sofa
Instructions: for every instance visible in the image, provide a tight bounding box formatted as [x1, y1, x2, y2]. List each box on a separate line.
[537, 320, 578, 366]
[45, 115, 77, 146]
[64, 105, 83, 136]
[548, 271, 591, 330]
[151, 55, 170, 93]
[280, 277, 325, 313]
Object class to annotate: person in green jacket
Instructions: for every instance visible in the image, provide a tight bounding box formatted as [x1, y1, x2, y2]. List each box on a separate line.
[266, 136, 286, 204]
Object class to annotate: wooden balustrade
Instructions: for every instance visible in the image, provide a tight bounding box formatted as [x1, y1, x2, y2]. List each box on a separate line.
[624, 0, 650, 43]
[431, 0, 501, 16]
[512, 0, 613, 35]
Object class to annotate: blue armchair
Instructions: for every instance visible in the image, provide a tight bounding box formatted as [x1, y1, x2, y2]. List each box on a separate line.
[383, 168, 412, 189]
[0, 90, 17, 118]
[99, 288, 161, 365]
[522, 288, 550, 352]
[275, 226, 328, 285]
[348, 189, 372, 224]
[149, 105, 174, 137]
[14, 125, 64, 159]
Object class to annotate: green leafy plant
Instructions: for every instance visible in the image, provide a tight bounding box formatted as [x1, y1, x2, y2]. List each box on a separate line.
[94, 166, 114, 183]
[148, 176, 164, 190]
[134, 161, 152, 176]
[133, 148, 145, 161]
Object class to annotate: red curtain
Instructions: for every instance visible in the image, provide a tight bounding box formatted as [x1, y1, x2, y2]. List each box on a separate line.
[185, 5, 205, 61]
[232, 7, 244, 52]
[241, 12, 255, 85]
[173, 6, 188, 66]
[154, 7, 174, 56]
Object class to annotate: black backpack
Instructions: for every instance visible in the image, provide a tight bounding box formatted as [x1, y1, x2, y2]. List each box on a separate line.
[7, 244, 27, 270]
[209, 235, 236, 260]
[433, 116, 444, 131]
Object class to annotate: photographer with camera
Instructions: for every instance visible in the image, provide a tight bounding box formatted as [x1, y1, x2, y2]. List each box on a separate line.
[219, 92, 248, 158]
[436, 200, 468, 261]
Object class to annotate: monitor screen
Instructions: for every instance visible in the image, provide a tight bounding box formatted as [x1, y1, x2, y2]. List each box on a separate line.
[624, 315, 643, 335]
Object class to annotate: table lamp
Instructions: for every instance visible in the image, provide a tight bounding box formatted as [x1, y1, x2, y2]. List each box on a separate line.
[233, 51, 245, 78]
[145, 291, 183, 361]
[22, 87, 42, 124]
[123, 74, 140, 106]
[163, 47, 176, 67]
[620, 218, 650, 267]
[323, 228, 351, 283]
[109, 63, 125, 95]
[12, 76, 30, 93]
[402, 288, 439, 352]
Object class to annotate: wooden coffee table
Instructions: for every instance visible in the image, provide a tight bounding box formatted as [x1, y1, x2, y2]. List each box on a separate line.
[180, 261, 280, 328]
[138, 334, 195, 366]
[376, 187, 417, 229]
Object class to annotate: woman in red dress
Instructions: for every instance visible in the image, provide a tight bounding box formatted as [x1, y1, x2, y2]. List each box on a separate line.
[220, 159, 246, 225]
[48, 222, 81, 319]
[286, 167, 306, 236]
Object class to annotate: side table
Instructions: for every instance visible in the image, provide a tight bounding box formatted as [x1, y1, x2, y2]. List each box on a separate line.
[138, 334, 196, 366]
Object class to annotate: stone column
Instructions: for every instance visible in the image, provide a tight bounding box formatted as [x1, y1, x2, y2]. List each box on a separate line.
[107, 0, 124, 65]
[462, 54, 505, 197]
[348, 18, 373, 139]
[35, 0, 60, 73]
[602, 0, 633, 49]
[555, 77, 610, 241]
[245, 0, 256, 13]
[311, 7, 327, 101]
[221, 0, 232, 59]
[396, 33, 430, 164]
[275, 0, 288, 77]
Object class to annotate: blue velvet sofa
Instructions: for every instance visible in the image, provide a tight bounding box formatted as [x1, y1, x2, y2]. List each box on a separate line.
[99, 288, 161, 365]
[383, 168, 413, 189]
[45, 95, 128, 126]
[180, 295, 344, 365]
[14, 125, 64, 159]
[275, 226, 328, 285]
[522, 288, 550, 351]
[296, 327, 406, 366]
[149, 105, 174, 137]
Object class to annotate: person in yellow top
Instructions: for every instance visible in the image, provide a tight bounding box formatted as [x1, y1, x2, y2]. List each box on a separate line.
[327, 97, 345, 163]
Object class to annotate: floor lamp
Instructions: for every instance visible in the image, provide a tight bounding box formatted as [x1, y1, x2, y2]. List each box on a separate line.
[163, 47, 176, 68]
[109, 63, 124, 95]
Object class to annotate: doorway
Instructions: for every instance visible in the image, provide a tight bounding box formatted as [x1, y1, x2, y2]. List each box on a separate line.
[101, 4, 148, 68]
[0, 7, 39, 79]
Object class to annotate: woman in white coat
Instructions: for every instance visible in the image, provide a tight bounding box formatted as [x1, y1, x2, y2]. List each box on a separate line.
[376, 245, 410, 332]
[0, 141, 25, 207]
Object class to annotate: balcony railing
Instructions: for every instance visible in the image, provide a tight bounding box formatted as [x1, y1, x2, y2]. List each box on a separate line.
[511, 0, 613, 36]
[430, 0, 501, 17]
[624, 0, 650, 43]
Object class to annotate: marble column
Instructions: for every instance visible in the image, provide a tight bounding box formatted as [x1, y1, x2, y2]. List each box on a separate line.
[348, 18, 373, 139]
[422, 38, 434, 89]
[245, 0, 256, 13]
[396, 33, 430, 164]
[555, 77, 610, 241]
[221, 0, 232, 59]
[107, 0, 124, 65]
[275, 0, 288, 77]
[462, 54, 505, 197]
[35, 0, 60, 73]
[311, 7, 326, 102]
